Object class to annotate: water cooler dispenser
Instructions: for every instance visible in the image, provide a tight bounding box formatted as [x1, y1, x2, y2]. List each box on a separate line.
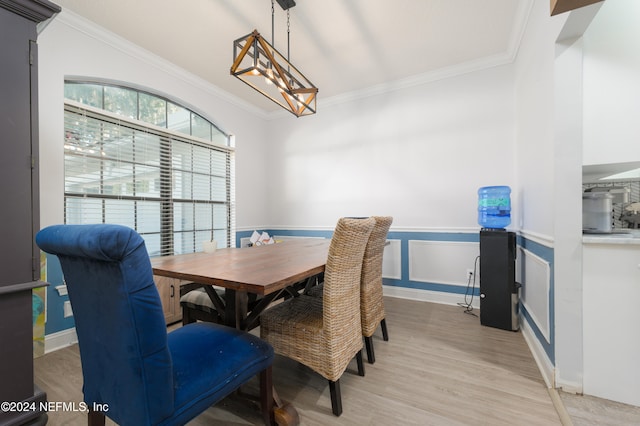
[477, 186, 520, 331]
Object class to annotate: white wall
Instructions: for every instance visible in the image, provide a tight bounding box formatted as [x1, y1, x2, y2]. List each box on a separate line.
[513, 0, 569, 388]
[514, 0, 608, 394]
[553, 36, 587, 392]
[513, 0, 567, 241]
[265, 65, 517, 231]
[583, 0, 640, 166]
[37, 10, 270, 230]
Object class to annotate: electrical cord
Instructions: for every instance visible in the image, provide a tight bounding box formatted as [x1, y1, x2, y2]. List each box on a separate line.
[457, 255, 480, 317]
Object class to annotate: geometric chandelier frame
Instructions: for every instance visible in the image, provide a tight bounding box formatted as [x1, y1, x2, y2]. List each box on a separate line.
[231, 30, 318, 117]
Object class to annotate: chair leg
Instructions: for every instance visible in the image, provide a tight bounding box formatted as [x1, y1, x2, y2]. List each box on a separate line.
[88, 409, 105, 426]
[364, 336, 375, 364]
[356, 350, 365, 376]
[259, 366, 275, 425]
[381, 318, 389, 341]
[328, 379, 343, 416]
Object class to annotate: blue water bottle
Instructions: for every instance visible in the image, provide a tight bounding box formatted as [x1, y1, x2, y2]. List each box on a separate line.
[478, 186, 511, 229]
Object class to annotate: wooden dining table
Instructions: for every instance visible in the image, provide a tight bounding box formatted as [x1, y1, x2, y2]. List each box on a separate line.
[152, 237, 331, 425]
[150, 237, 331, 330]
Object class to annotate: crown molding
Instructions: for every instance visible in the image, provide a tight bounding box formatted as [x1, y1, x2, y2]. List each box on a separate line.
[56, 2, 535, 122]
[55, 9, 270, 120]
[313, 0, 534, 112]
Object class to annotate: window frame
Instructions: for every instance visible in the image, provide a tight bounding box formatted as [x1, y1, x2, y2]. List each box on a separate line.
[63, 81, 235, 257]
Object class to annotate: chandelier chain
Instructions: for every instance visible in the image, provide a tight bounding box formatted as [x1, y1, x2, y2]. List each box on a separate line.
[271, 0, 275, 46]
[287, 9, 291, 62]
[230, 0, 318, 116]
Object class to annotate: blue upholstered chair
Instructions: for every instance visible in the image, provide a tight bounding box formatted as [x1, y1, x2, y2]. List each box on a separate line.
[36, 224, 275, 426]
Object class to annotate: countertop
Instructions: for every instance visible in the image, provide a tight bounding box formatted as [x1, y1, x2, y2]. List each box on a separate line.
[583, 229, 640, 245]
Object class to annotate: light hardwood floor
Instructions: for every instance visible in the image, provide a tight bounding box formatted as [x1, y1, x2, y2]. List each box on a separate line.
[34, 297, 640, 425]
[559, 391, 640, 426]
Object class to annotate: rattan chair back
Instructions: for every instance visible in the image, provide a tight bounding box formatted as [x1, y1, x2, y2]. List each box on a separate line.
[360, 216, 393, 338]
[321, 217, 375, 373]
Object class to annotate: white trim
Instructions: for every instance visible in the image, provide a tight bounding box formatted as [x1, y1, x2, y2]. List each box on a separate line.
[245, 225, 485, 234]
[57, 10, 268, 120]
[556, 379, 583, 395]
[518, 247, 552, 343]
[519, 229, 554, 247]
[319, 1, 535, 113]
[248, 226, 553, 242]
[319, 52, 514, 110]
[521, 316, 555, 388]
[408, 240, 480, 285]
[271, 235, 325, 240]
[382, 239, 402, 280]
[45, 327, 78, 354]
[236, 225, 333, 233]
[508, 0, 535, 62]
[383, 286, 480, 309]
[55, 2, 535, 124]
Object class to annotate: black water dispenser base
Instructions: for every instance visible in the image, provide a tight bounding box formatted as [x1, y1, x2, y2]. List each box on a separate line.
[479, 229, 519, 331]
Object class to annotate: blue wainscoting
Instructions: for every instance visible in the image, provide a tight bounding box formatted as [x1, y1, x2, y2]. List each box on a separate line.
[238, 229, 482, 296]
[238, 228, 555, 366]
[517, 235, 555, 365]
[43, 253, 76, 335]
[41, 228, 554, 370]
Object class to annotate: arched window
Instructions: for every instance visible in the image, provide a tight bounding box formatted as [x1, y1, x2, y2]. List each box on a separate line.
[63, 81, 234, 256]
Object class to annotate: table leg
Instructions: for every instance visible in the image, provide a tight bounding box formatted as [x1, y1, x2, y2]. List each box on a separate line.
[224, 289, 300, 425]
[223, 289, 249, 329]
[244, 291, 281, 330]
[272, 387, 300, 426]
[203, 285, 226, 323]
[224, 289, 236, 328]
[236, 291, 248, 329]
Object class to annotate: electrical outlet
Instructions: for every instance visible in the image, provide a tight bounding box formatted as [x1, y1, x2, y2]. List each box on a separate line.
[466, 269, 475, 282]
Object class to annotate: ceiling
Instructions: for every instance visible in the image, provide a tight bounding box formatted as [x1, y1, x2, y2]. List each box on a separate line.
[52, 0, 533, 114]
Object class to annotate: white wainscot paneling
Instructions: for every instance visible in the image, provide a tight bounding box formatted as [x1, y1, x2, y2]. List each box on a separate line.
[382, 239, 401, 280]
[517, 247, 551, 343]
[409, 240, 479, 285]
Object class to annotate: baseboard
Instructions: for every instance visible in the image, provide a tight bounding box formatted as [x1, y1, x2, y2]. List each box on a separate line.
[44, 288, 470, 354]
[521, 316, 555, 388]
[45, 328, 78, 354]
[383, 285, 480, 309]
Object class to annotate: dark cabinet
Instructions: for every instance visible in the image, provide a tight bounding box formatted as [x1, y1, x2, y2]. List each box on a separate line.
[479, 230, 519, 331]
[0, 1, 60, 425]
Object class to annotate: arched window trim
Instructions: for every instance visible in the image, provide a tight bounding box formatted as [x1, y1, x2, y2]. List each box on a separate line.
[63, 80, 235, 256]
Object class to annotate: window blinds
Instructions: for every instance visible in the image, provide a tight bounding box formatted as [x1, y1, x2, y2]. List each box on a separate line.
[64, 103, 233, 257]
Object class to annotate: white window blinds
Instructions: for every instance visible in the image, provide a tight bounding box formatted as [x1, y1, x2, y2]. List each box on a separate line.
[64, 103, 233, 257]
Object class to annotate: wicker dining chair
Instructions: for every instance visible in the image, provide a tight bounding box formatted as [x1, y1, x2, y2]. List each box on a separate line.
[259, 217, 375, 416]
[359, 216, 393, 364]
[306, 216, 393, 364]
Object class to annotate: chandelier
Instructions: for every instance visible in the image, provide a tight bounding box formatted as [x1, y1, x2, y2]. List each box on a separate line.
[230, 0, 318, 117]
